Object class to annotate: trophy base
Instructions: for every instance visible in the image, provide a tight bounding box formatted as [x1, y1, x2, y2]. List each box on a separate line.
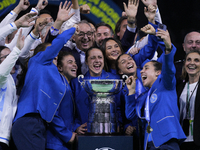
[85, 132, 121, 136]
[87, 122, 117, 134]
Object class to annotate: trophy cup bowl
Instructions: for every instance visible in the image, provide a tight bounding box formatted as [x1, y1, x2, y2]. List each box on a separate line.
[78, 75, 126, 97]
[78, 75, 127, 134]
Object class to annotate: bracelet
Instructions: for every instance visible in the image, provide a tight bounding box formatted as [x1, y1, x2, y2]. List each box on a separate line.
[165, 47, 172, 52]
[127, 20, 136, 25]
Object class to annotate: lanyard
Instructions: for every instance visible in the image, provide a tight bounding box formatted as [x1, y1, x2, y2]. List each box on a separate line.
[145, 89, 151, 122]
[135, 79, 142, 99]
[186, 82, 198, 119]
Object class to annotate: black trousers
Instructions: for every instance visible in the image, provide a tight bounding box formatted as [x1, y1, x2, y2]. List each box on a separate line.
[0, 142, 8, 150]
[11, 113, 47, 150]
[147, 139, 180, 150]
[180, 142, 200, 150]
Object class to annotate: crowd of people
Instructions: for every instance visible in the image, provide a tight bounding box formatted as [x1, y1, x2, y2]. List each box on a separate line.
[0, 0, 200, 150]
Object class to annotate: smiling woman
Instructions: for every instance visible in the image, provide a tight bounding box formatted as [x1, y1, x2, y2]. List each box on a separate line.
[70, 47, 121, 135]
[101, 38, 123, 74]
[57, 51, 78, 83]
[125, 25, 186, 150]
[85, 47, 104, 77]
[177, 50, 200, 150]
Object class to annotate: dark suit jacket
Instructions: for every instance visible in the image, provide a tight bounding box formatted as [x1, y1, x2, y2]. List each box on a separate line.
[177, 78, 200, 146]
[121, 28, 136, 53]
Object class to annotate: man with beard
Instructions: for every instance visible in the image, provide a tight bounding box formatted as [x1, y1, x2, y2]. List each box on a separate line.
[95, 22, 114, 47]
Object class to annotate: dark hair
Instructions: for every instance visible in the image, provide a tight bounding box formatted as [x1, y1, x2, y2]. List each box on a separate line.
[85, 47, 102, 61]
[38, 9, 52, 17]
[57, 51, 74, 68]
[115, 53, 136, 76]
[114, 16, 127, 40]
[115, 53, 125, 75]
[33, 43, 51, 56]
[0, 45, 9, 63]
[95, 22, 114, 36]
[0, 45, 9, 56]
[85, 47, 107, 71]
[150, 60, 162, 71]
[100, 37, 124, 72]
[181, 50, 200, 80]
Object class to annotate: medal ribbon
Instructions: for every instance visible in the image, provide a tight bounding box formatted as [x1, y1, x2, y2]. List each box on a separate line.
[135, 79, 142, 99]
[145, 89, 151, 122]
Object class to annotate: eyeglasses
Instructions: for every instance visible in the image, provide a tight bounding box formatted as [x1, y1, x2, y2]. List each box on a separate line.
[76, 31, 93, 38]
[0, 54, 9, 59]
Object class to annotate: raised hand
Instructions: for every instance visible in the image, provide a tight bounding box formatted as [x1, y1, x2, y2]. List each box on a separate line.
[14, 12, 38, 28]
[141, 24, 155, 35]
[32, 18, 48, 36]
[144, 4, 156, 24]
[141, 0, 157, 7]
[127, 46, 140, 55]
[16, 29, 25, 50]
[126, 76, 137, 95]
[80, 4, 90, 14]
[35, 0, 48, 11]
[13, 0, 30, 14]
[56, 1, 75, 23]
[53, 1, 75, 30]
[156, 29, 172, 51]
[123, 0, 139, 20]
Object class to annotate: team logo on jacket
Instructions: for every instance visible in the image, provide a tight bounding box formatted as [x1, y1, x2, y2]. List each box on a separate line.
[150, 94, 157, 103]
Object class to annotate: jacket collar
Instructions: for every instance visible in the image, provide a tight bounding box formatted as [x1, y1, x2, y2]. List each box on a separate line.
[84, 70, 109, 79]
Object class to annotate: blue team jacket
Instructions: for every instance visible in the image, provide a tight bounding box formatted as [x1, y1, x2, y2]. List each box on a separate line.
[46, 80, 76, 150]
[13, 28, 76, 147]
[125, 44, 186, 150]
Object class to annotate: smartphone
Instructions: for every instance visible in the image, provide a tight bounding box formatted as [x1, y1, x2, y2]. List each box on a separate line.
[158, 24, 167, 31]
[157, 24, 167, 40]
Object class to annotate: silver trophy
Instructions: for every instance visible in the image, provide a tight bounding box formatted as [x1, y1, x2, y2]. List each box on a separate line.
[78, 75, 127, 134]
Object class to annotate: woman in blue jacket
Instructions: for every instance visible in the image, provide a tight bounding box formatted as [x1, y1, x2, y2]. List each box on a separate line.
[45, 51, 78, 150]
[70, 47, 120, 134]
[125, 26, 186, 150]
[11, 27, 77, 150]
[115, 24, 159, 149]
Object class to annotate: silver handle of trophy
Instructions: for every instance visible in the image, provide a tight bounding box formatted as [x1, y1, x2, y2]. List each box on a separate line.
[78, 75, 84, 85]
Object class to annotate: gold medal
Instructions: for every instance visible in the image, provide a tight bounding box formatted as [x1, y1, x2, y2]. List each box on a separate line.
[147, 125, 153, 133]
